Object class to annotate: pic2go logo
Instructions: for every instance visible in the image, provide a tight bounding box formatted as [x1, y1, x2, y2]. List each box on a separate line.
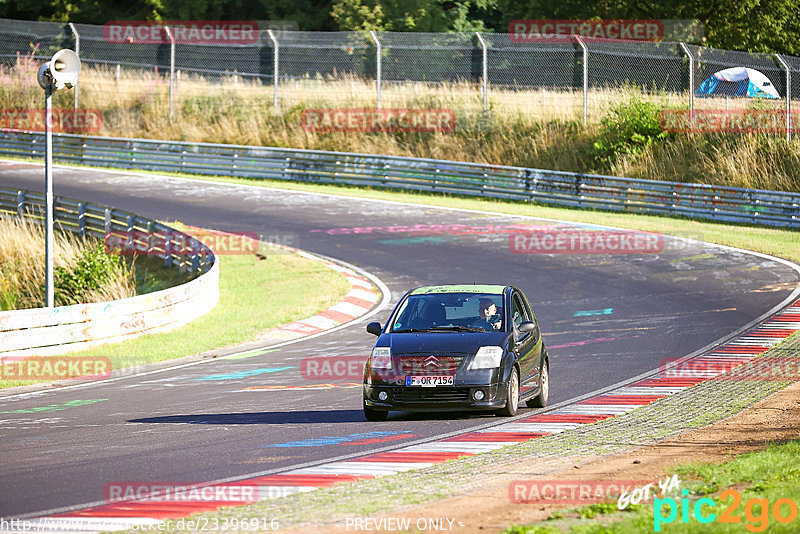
[654, 489, 799, 532]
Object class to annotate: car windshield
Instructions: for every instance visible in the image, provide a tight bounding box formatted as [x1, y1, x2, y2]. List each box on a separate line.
[390, 292, 505, 332]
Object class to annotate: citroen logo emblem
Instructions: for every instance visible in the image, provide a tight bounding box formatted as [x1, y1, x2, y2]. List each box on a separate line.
[424, 355, 439, 368]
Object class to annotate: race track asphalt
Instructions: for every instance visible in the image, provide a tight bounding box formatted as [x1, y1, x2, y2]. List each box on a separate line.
[1, 161, 797, 517]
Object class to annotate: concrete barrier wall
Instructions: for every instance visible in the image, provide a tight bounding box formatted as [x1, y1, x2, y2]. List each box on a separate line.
[0, 187, 220, 356]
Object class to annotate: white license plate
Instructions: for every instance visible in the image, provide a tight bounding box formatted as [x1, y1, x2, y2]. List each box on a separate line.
[405, 375, 454, 387]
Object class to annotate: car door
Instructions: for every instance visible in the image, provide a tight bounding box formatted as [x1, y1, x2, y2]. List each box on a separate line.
[510, 290, 538, 395]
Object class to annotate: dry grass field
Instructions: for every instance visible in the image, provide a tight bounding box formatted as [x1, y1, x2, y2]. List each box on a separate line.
[2, 52, 797, 191]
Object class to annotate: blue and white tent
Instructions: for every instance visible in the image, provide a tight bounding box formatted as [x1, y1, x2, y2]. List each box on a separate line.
[696, 67, 780, 99]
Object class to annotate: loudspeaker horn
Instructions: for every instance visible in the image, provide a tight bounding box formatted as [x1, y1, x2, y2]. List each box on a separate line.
[37, 49, 81, 90]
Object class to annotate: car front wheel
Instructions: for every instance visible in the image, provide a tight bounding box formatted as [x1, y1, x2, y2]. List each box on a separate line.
[363, 400, 388, 421]
[497, 367, 519, 417]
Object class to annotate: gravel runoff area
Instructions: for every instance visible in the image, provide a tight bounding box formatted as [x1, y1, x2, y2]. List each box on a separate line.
[149, 330, 800, 533]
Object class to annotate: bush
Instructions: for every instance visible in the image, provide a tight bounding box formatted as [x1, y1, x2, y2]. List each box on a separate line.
[54, 243, 130, 306]
[593, 96, 669, 164]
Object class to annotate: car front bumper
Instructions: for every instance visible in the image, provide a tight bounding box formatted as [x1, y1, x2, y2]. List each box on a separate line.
[363, 382, 507, 412]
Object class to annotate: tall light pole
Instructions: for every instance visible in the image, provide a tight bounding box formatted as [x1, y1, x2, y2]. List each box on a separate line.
[37, 49, 81, 308]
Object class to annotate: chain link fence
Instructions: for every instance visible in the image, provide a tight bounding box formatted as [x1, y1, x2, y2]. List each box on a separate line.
[0, 17, 798, 137]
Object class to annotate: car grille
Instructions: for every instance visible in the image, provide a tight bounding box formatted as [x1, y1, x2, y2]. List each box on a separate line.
[393, 387, 472, 403]
[397, 355, 465, 375]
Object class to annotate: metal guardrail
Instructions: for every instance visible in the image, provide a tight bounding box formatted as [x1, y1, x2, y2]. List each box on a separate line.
[0, 184, 219, 356]
[1, 130, 799, 228]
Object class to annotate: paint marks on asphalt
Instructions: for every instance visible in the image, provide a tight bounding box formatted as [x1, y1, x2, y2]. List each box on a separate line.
[573, 308, 614, 317]
[265, 431, 416, 448]
[239, 383, 361, 392]
[548, 337, 619, 349]
[0, 399, 107, 414]
[192, 367, 295, 381]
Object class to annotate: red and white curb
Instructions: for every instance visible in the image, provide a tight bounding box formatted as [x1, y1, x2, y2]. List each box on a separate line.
[257, 251, 381, 342]
[12, 300, 800, 532]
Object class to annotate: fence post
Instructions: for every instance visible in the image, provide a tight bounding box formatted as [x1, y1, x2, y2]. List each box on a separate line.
[164, 26, 175, 120]
[267, 29, 279, 110]
[369, 30, 382, 109]
[68, 23, 79, 113]
[78, 202, 85, 237]
[574, 35, 588, 125]
[476, 32, 488, 113]
[775, 54, 792, 142]
[679, 42, 694, 128]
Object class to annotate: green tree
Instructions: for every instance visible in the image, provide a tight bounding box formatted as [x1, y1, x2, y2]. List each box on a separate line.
[497, 0, 800, 54]
[330, 0, 498, 32]
[0, 0, 337, 30]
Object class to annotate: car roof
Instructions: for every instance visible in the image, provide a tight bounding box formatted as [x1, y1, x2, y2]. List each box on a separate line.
[409, 284, 507, 295]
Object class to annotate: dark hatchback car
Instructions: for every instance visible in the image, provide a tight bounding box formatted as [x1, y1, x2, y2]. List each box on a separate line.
[363, 284, 550, 421]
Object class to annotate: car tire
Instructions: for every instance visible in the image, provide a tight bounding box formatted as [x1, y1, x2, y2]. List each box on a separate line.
[496, 366, 519, 417]
[363, 400, 388, 422]
[526, 360, 549, 408]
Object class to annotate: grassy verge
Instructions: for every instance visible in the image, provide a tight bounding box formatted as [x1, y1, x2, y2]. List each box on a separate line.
[0, 230, 352, 389]
[503, 439, 800, 533]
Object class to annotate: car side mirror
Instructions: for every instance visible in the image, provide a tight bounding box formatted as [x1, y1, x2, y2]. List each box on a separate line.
[366, 322, 382, 336]
[518, 321, 539, 337]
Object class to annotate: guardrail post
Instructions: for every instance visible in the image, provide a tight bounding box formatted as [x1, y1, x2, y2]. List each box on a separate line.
[16, 190, 24, 218]
[369, 30, 382, 109]
[476, 32, 488, 114]
[78, 202, 85, 237]
[192, 243, 200, 271]
[679, 42, 694, 128]
[68, 23, 79, 113]
[775, 54, 791, 142]
[164, 26, 175, 120]
[165, 233, 173, 268]
[145, 220, 154, 254]
[126, 214, 135, 251]
[267, 29, 279, 110]
[574, 35, 588, 125]
[104, 207, 111, 235]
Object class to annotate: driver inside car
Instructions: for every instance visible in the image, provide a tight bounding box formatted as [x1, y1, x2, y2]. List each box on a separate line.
[473, 298, 502, 330]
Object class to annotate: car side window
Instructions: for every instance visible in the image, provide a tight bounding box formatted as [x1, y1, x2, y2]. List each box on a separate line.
[520, 293, 536, 325]
[511, 293, 528, 329]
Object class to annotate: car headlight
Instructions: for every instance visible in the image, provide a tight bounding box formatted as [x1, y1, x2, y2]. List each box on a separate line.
[371, 347, 392, 369]
[469, 346, 504, 370]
